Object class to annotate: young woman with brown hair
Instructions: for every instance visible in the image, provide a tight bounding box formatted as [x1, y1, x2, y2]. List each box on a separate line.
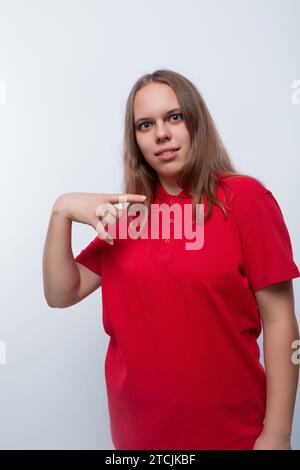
[43, 69, 300, 450]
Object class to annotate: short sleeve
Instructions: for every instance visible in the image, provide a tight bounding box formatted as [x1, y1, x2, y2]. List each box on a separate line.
[240, 191, 300, 293]
[75, 235, 104, 277]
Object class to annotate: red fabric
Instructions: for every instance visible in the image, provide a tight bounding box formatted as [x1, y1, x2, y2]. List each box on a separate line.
[75, 175, 300, 450]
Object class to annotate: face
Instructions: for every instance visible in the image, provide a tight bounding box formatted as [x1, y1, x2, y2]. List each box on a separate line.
[133, 83, 191, 191]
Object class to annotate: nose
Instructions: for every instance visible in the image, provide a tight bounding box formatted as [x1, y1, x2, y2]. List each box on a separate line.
[155, 120, 172, 142]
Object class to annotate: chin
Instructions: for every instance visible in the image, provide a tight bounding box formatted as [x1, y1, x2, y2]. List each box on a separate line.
[159, 164, 182, 176]
[158, 171, 181, 179]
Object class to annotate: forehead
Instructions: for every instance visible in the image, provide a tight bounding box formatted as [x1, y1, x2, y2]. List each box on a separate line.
[134, 83, 179, 117]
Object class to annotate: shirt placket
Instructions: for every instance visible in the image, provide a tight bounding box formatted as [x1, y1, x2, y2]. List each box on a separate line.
[157, 198, 176, 260]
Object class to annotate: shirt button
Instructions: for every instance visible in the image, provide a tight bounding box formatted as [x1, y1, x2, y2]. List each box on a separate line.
[164, 239, 171, 244]
[169, 199, 175, 204]
[170, 218, 174, 224]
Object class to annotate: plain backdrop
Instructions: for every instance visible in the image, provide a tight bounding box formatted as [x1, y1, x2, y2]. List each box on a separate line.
[0, 0, 299, 450]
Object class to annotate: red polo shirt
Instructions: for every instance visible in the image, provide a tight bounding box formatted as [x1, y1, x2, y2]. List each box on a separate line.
[75, 174, 300, 450]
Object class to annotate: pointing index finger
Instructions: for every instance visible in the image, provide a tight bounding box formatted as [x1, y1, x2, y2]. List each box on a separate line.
[106, 194, 147, 204]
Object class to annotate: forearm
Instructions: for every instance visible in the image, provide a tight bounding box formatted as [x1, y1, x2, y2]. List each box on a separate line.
[261, 316, 299, 440]
[42, 210, 80, 307]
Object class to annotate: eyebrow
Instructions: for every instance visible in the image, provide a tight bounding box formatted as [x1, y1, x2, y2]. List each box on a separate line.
[134, 108, 181, 127]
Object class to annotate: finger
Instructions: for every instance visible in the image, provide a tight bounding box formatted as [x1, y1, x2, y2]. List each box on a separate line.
[101, 212, 116, 226]
[96, 220, 114, 245]
[102, 194, 147, 204]
[96, 202, 123, 221]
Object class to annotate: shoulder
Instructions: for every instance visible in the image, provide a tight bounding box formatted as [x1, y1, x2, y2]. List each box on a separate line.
[216, 173, 271, 213]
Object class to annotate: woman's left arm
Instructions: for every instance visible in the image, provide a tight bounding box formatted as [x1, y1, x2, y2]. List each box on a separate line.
[253, 280, 299, 450]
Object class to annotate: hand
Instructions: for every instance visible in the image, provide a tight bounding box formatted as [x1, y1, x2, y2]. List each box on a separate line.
[252, 431, 292, 450]
[52, 192, 147, 245]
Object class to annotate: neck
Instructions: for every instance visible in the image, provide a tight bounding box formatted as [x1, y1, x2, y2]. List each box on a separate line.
[158, 176, 182, 196]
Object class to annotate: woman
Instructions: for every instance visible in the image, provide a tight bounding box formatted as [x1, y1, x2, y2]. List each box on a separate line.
[43, 69, 300, 450]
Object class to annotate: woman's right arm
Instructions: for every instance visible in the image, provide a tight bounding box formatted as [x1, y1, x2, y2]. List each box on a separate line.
[42, 192, 147, 308]
[42, 210, 83, 308]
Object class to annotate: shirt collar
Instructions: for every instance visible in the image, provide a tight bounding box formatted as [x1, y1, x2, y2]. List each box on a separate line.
[154, 172, 225, 202]
[155, 180, 192, 202]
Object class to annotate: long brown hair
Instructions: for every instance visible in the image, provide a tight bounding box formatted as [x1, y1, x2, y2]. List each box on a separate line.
[122, 69, 257, 222]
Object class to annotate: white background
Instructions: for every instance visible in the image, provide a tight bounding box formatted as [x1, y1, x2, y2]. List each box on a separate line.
[0, 0, 299, 450]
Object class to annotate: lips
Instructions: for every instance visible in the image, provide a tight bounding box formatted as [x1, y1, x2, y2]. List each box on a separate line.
[155, 147, 180, 156]
[157, 150, 178, 161]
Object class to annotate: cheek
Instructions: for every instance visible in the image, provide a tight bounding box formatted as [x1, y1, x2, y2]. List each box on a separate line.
[135, 138, 153, 163]
[137, 135, 152, 154]
[179, 127, 191, 145]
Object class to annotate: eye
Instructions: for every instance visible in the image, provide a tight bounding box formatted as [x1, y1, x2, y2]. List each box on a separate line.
[169, 113, 183, 122]
[138, 113, 183, 130]
[138, 121, 151, 130]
